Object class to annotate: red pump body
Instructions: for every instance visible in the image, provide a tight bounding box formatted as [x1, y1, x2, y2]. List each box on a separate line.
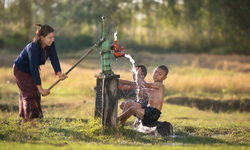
[111, 41, 125, 58]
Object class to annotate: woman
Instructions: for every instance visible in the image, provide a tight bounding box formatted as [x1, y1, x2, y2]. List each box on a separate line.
[13, 23, 67, 127]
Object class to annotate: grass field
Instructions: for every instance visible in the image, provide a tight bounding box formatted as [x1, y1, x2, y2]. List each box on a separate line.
[0, 52, 250, 149]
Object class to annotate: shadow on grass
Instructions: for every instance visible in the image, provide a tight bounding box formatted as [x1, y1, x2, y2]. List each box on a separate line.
[0, 104, 19, 112]
[172, 130, 249, 146]
[38, 117, 89, 123]
[0, 103, 71, 112]
[166, 97, 250, 113]
[0, 117, 89, 142]
[0, 117, 88, 126]
[1, 117, 249, 146]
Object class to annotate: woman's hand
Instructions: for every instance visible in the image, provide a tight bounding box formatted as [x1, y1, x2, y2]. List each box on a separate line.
[37, 85, 50, 96]
[40, 89, 50, 96]
[57, 72, 68, 80]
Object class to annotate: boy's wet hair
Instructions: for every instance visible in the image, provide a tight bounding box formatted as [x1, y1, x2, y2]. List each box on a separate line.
[136, 65, 147, 77]
[158, 65, 169, 76]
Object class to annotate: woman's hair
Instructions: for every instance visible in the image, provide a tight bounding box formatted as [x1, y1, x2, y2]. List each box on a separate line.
[33, 23, 54, 45]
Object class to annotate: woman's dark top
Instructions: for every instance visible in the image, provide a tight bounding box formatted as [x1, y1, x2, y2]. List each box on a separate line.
[14, 41, 61, 85]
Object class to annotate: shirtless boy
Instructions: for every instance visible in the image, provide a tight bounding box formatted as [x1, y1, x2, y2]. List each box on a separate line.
[118, 65, 149, 127]
[117, 65, 169, 126]
[119, 65, 148, 109]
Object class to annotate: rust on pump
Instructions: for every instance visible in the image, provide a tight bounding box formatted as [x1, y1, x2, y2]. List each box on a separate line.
[111, 31, 125, 58]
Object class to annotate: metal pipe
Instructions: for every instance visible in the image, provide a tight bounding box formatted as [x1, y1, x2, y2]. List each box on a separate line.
[101, 16, 106, 38]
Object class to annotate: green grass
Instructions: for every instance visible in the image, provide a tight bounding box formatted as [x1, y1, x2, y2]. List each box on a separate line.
[0, 54, 250, 149]
[1, 143, 248, 150]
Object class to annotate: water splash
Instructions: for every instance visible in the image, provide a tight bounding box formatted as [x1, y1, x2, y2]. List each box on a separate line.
[125, 54, 136, 74]
[114, 31, 117, 41]
[125, 54, 135, 65]
[125, 54, 139, 101]
[136, 123, 157, 134]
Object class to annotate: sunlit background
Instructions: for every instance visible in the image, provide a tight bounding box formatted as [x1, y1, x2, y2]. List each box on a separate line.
[0, 0, 250, 148]
[1, 0, 250, 55]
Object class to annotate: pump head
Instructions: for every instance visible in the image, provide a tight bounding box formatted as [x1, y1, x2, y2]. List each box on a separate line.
[111, 40, 125, 58]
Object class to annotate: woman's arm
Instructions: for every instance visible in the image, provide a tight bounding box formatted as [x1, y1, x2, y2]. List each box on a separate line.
[49, 42, 67, 80]
[37, 85, 50, 96]
[48, 42, 61, 74]
[28, 44, 42, 85]
[27, 44, 50, 96]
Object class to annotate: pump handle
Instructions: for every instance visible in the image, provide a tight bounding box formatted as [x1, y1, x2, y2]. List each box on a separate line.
[45, 38, 106, 92]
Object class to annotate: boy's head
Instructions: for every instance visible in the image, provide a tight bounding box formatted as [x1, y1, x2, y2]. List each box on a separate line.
[135, 65, 147, 78]
[158, 65, 169, 76]
[153, 65, 169, 82]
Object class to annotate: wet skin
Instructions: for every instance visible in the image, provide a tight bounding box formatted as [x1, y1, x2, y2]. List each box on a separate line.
[119, 69, 149, 110]
[117, 66, 167, 126]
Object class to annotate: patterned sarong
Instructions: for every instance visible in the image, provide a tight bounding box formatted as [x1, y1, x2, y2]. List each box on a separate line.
[13, 64, 43, 119]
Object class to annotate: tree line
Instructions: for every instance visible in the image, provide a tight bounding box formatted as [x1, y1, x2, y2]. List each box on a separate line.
[0, 0, 250, 55]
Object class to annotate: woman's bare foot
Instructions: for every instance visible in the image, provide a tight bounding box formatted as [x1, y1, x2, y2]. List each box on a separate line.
[21, 118, 28, 127]
[28, 118, 36, 127]
[21, 118, 37, 128]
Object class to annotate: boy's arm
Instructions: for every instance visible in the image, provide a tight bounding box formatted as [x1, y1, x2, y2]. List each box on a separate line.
[119, 79, 137, 86]
[119, 83, 136, 90]
[137, 69, 162, 89]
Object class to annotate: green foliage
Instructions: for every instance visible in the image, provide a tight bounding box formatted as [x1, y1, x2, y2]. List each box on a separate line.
[1, 0, 250, 55]
[3, 33, 29, 52]
[0, 38, 4, 49]
[55, 34, 95, 53]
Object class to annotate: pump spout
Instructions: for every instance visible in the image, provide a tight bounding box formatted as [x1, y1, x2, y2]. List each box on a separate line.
[114, 51, 125, 58]
[111, 40, 125, 58]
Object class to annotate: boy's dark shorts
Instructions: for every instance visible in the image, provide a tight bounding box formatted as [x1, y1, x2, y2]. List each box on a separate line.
[141, 106, 161, 126]
[132, 101, 148, 118]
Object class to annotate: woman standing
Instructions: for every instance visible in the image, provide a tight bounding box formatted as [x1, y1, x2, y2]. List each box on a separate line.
[13, 23, 67, 127]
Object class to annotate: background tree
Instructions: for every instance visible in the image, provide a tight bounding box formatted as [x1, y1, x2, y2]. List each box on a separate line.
[0, 0, 250, 55]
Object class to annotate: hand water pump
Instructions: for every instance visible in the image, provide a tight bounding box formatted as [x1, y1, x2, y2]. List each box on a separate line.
[47, 16, 125, 127]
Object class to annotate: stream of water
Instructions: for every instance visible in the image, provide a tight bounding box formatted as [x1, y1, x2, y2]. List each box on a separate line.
[124, 54, 139, 99]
